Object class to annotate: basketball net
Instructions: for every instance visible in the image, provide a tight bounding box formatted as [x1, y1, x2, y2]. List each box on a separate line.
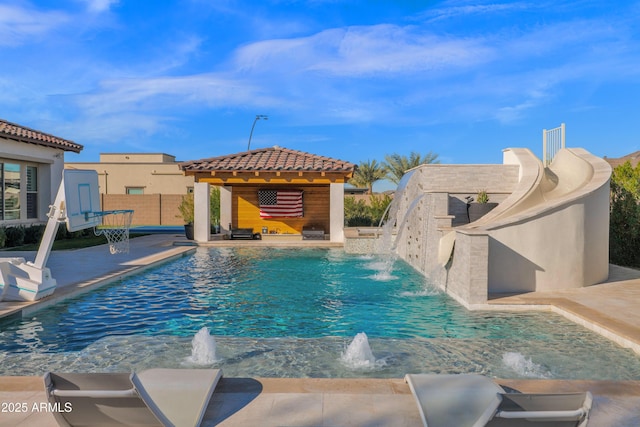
[93, 210, 134, 254]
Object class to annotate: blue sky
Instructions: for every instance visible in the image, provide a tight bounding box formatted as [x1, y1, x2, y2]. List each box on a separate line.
[2, 0, 640, 187]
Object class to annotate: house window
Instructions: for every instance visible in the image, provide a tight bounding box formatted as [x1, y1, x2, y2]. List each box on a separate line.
[26, 165, 38, 219]
[0, 162, 41, 222]
[1, 163, 21, 220]
[126, 187, 144, 195]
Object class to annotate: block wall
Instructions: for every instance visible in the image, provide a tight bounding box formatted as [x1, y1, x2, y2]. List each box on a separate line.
[101, 194, 185, 226]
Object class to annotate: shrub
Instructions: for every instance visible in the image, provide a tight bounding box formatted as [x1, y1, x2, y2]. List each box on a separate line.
[368, 194, 393, 226]
[177, 193, 194, 224]
[0, 227, 6, 248]
[476, 189, 490, 204]
[610, 161, 640, 267]
[56, 224, 70, 240]
[4, 226, 26, 247]
[344, 197, 372, 226]
[24, 224, 45, 244]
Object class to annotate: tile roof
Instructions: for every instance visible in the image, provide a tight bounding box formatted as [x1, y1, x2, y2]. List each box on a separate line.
[0, 118, 83, 153]
[180, 146, 356, 173]
[604, 151, 640, 169]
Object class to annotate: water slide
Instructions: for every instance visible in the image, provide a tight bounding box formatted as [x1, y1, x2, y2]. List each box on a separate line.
[465, 147, 610, 229]
[438, 147, 611, 295]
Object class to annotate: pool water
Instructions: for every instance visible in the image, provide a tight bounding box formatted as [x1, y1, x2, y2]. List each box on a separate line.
[1, 247, 639, 379]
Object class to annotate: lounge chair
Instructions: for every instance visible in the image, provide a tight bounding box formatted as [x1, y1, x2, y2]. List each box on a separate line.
[44, 368, 222, 427]
[405, 374, 592, 427]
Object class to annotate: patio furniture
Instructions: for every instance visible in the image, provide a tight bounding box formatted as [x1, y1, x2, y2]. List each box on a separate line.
[230, 228, 254, 239]
[405, 374, 592, 427]
[44, 368, 222, 427]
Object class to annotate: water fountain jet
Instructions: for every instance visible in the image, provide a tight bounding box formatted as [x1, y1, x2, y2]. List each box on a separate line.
[340, 332, 381, 369]
[188, 327, 218, 365]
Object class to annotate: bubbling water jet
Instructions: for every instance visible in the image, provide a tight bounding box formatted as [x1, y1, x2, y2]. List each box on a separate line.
[340, 332, 385, 369]
[188, 327, 218, 365]
[502, 351, 552, 378]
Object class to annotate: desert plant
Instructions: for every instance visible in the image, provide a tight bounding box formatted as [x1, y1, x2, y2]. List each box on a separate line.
[476, 190, 490, 204]
[177, 193, 195, 224]
[349, 160, 387, 194]
[210, 187, 220, 226]
[177, 189, 220, 226]
[383, 151, 440, 184]
[368, 194, 393, 225]
[344, 196, 373, 226]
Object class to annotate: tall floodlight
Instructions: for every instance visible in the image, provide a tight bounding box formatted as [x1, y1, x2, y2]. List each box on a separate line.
[247, 114, 268, 150]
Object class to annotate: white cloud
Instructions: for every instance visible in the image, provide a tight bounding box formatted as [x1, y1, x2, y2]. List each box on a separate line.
[68, 74, 273, 119]
[5, 1, 640, 150]
[234, 24, 493, 77]
[0, 4, 70, 46]
[421, 1, 532, 22]
[79, 0, 119, 13]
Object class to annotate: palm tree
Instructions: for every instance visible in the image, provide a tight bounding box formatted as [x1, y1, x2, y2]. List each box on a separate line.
[349, 159, 387, 194]
[383, 151, 439, 185]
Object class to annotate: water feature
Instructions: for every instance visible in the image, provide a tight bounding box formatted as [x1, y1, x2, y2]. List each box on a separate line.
[1, 247, 639, 379]
[186, 327, 218, 365]
[375, 169, 420, 276]
[390, 193, 424, 252]
[340, 332, 385, 369]
[378, 170, 415, 239]
[502, 352, 553, 378]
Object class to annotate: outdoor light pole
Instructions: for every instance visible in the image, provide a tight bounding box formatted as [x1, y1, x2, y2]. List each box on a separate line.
[247, 114, 268, 150]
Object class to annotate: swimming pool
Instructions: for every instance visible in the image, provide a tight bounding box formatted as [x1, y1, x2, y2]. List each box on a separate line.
[1, 247, 639, 379]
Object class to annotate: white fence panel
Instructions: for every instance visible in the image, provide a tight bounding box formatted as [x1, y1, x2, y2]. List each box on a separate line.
[542, 123, 565, 166]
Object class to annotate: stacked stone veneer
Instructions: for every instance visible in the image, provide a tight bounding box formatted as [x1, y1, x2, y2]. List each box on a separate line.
[392, 164, 519, 306]
[346, 148, 611, 308]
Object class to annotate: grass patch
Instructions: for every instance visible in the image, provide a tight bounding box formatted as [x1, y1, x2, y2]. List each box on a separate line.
[4, 233, 148, 251]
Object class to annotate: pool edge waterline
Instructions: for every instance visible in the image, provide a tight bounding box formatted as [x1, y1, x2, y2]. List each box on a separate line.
[0, 236, 196, 320]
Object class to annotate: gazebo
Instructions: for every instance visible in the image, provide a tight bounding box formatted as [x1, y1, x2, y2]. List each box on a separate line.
[180, 146, 356, 242]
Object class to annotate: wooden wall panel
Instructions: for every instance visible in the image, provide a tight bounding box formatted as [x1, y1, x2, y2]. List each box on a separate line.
[232, 185, 330, 235]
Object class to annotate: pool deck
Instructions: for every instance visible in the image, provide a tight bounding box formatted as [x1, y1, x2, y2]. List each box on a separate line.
[1, 234, 640, 426]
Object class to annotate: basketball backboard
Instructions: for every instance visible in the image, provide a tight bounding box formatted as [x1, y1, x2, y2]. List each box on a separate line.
[62, 169, 101, 232]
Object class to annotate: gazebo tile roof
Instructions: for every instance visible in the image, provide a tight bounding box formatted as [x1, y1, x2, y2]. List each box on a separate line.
[180, 146, 356, 173]
[0, 118, 83, 153]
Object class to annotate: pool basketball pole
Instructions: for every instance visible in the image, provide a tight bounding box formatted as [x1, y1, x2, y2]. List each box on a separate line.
[0, 170, 102, 302]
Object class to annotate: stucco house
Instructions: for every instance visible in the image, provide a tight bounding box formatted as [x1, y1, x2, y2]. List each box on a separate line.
[0, 119, 82, 227]
[66, 153, 195, 226]
[66, 153, 194, 195]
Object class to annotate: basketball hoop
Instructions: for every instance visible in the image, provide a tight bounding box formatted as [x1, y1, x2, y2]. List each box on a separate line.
[93, 210, 134, 254]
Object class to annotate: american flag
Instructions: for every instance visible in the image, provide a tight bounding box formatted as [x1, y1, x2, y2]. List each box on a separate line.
[258, 190, 304, 218]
